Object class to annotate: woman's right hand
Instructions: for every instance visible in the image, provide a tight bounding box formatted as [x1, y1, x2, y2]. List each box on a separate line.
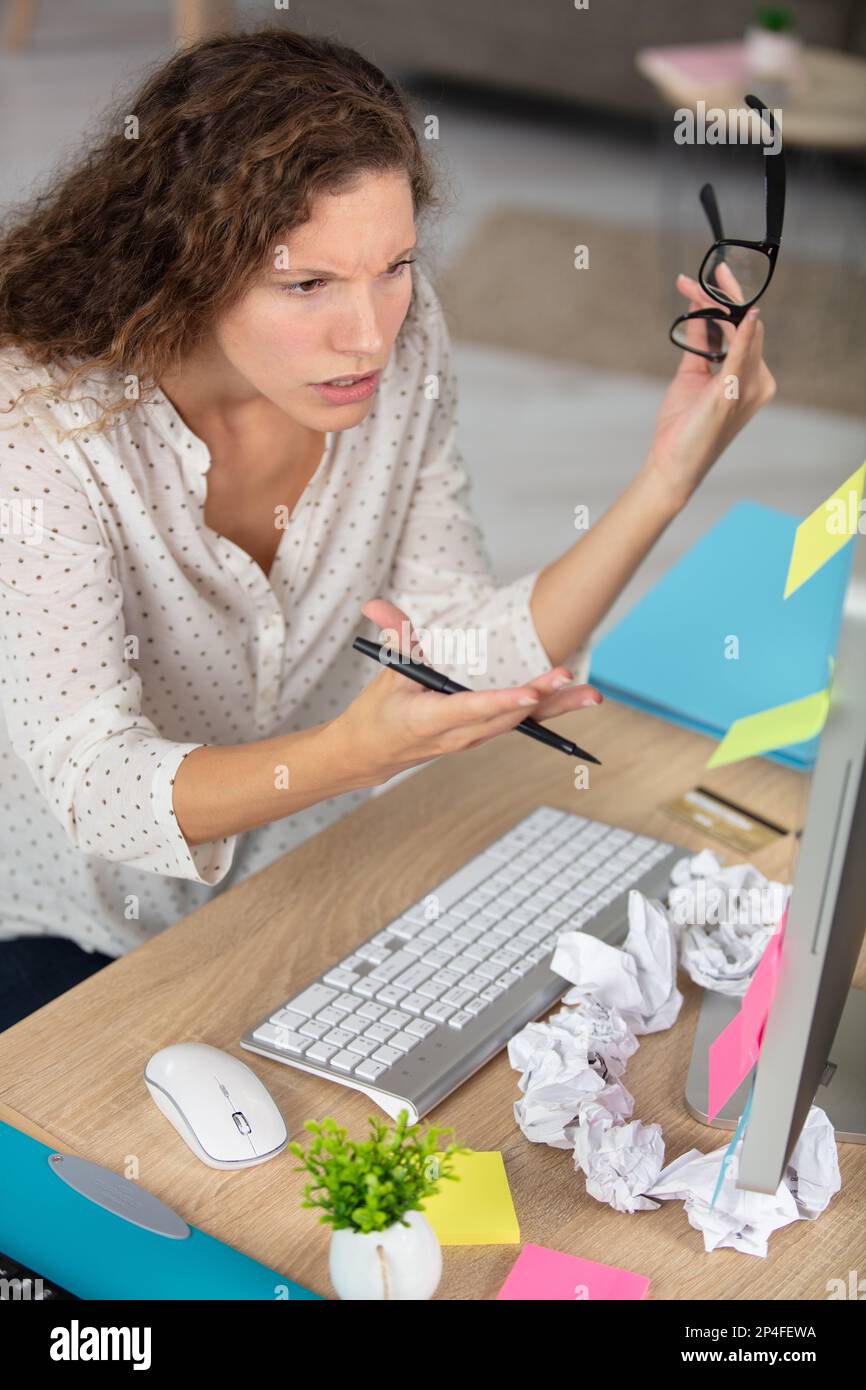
[328, 600, 603, 788]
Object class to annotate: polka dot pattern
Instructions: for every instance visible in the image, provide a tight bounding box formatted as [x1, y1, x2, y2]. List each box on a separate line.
[0, 265, 589, 956]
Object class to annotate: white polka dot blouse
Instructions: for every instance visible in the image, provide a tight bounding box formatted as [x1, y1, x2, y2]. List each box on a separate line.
[0, 264, 590, 957]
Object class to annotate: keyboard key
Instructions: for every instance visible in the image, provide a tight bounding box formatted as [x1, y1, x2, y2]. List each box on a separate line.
[331, 993, 360, 1014]
[447, 956, 475, 978]
[369, 929, 401, 947]
[417, 927, 450, 947]
[253, 1023, 308, 1053]
[351, 977, 380, 998]
[481, 979, 506, 999]
[374, 984, 409, 1007]
[500, 969, 525, 990]
[429, 969, 460, 990]
[462, 972, 490, 993]
[448, 1011, 474, 1029]
[417, 979, 447, 1000]
[269, 1007, 306, 1030]
[339, 1014, 366, 1036]
[440, 986, 474, 1008]
[406, 1017, 436, 1038]
[393, 962, 436, 991]
[475, 960, 506, 982]
[400, 852, 503, 921]
[305, 1042, 338, 1064]
[449, 902, 474, 920]
[329, 1050, 360, 1072]
[367, 949, 419, 983]
[380, 1009, 411, 1031]
[299, 1019, 328, 1039]
[323, 967, 359, 988]
[354, 943, 390, 965]
[285, 983, 338, 1017]
[400, 992, 429, 1015]
[364, 1022, 395, 1044]
[402, 939, 427, 957]
[387, 918, 428, 940]
[387, 1030, 422, 1053]
[424, 1001, 455, 1023]
[354, 1059, 388, 1081]
[346, 1036, 377, 1057]
[322, 1028, 354, 1049]
[371, 1045, 401, 1068]
[453, 924, 483, 943]
[358, 1001, 386, 1021]
[316, 1006, 346, 1027]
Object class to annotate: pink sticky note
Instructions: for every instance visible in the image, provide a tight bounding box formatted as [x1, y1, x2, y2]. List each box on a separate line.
[650, 41, 747, 83]
[707, 904, 789, 1122]
[740, 904, 788, 1057]
[707, 1008, 751, 1122]
[497, 1243, 650, 1301]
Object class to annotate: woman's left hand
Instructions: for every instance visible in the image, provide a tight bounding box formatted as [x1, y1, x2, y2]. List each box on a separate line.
[642, 271, 777, 512]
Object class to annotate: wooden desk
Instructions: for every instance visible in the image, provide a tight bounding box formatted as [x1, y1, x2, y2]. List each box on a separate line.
[0, 700, 863, 1300]
[636, 42, 866, 151]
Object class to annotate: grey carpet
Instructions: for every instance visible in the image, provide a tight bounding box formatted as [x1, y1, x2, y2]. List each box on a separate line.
[438, 207, 865, 417]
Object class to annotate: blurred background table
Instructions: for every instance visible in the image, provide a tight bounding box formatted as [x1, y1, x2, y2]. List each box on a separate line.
[636, 40, 866, 151]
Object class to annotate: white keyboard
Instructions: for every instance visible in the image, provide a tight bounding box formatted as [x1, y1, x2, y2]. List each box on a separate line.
[241, 806, 684, 1121]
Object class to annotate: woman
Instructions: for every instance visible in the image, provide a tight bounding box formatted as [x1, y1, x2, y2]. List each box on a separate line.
[0, 29, 774, 1032]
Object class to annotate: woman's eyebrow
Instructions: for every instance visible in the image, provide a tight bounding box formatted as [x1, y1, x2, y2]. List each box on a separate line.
[271, 243, 418, 278]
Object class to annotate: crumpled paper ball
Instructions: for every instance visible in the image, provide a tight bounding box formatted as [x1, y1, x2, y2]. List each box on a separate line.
[572, 1100, 665, 1213]
[669, 849, 789, 997]
[509, 1023, 634, 1149]
[646, 1106, 840, 1256]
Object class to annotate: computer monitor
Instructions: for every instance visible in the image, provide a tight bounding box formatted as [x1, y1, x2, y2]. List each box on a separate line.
[685, 526, 866, 1194]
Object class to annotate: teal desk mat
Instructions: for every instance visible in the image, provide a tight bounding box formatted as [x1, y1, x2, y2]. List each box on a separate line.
[0, 1119, 321, 1300]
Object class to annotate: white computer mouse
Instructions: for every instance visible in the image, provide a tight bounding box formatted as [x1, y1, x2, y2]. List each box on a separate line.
[144, 1042, 288, 1170]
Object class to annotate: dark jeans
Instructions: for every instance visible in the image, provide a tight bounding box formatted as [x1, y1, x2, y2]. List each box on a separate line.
[0, 936, 115, 1034]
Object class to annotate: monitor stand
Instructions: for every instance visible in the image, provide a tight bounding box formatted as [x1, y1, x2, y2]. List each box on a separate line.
[685, 986, 866, 1142]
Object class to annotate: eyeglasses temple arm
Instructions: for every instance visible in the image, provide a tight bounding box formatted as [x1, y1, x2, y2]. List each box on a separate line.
[699, 183, 724, 240]
[745, 93, 786, 244]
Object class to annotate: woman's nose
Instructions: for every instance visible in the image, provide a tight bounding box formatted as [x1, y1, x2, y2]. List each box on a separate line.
[332, 291, 386, 359]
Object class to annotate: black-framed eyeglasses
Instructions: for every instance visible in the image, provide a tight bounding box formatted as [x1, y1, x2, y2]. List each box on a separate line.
[670, 93, 786, 363]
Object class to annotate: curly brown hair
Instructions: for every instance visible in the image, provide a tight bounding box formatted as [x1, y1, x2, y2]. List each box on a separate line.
[0, 26, 444, 436]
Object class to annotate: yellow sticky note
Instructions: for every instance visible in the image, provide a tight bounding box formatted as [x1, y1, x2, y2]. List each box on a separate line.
[707, 688, 830, 769]
[420, 1150, 520, 1245]
[783, 462, 865, 599]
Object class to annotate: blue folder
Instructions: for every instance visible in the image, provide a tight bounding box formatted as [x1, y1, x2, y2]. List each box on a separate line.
[587, 501, 853, 770]
[0, 1119, 322, 1300]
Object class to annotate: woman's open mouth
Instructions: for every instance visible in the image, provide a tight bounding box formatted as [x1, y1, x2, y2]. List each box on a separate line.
[310, 371, 380, 405]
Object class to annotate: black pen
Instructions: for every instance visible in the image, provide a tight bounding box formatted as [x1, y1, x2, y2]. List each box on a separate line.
[352, 636, 601, 765]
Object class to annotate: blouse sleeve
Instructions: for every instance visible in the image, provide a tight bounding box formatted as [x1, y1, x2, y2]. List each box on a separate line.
[0, 401, 237, 884]
[382, 283, 591, 690]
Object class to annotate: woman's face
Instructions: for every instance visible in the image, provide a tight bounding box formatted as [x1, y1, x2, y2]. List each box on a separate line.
[211, 169, 417, 431]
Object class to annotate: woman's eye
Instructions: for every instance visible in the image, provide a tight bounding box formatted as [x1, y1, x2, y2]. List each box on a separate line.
[282, 278, 326, 298]
[280, 258, 416, 298]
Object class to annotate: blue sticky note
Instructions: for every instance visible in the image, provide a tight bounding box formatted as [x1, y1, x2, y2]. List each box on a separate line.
[588, 501, 853, 769]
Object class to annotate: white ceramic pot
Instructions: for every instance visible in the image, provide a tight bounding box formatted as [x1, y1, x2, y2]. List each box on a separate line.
[329, 1209, 442, 1300]
[744, 25, 802, 82]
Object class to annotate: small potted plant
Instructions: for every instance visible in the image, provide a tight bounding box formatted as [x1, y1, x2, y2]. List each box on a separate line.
[289, 1109, 468, 1300]
[745, 7, 802, 86]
